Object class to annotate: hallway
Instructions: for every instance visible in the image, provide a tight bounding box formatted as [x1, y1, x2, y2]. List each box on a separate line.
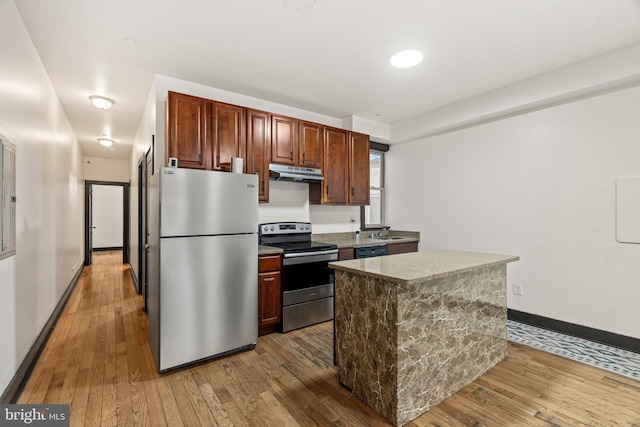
[18, 251, 151, 426]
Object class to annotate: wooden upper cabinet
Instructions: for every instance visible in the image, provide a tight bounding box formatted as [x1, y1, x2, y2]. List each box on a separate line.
[319, 127, 349, 204]
[271, 115, 298, 165]
[165, 91, 371, 206]
[348, 132, 370, 205]
[246, 109, 270, 203]
[211, 102, 245, 171]
[299, 121, 323, 169]
[166, 92, 209, 169]
[310, 129, 370, 206]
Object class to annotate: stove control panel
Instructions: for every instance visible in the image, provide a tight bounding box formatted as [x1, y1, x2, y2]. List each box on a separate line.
[259, 222, 311, 236]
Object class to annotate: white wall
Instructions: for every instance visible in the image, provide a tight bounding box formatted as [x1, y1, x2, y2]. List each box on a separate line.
[92, 185, 123, 248]
[129, 81, 157, 286]
[0, 0, 84, 396]
[84, 157, 130, 182]
[387, 85, 640, 340]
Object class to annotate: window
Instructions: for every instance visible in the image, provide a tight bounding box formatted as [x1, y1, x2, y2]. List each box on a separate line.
[1, 137, 16, 260]
[361, 148, 386, 228]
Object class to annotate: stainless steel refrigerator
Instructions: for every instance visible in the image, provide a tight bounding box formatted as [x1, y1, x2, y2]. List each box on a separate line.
[148, 167, 258, 372]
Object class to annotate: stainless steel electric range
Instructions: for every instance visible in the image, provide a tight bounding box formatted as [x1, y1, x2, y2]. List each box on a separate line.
[259, 222, 338, 332]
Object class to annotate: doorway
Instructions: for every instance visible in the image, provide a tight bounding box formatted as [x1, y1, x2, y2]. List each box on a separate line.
[137, 148, 152, 311]
[84, 180, 130, 266]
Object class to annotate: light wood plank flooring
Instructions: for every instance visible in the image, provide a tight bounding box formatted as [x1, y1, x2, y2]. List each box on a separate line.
[18, 251, 640, 426]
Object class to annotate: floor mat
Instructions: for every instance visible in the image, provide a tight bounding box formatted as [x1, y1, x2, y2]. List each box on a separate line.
[507, 320, 640, 381]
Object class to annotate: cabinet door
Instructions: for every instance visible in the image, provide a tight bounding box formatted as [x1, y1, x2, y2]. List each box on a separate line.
[271, 115, 297, 165]
[166, 92, 209, 169]
[322, 127, 348, 204]
[348, 132, 370, 205]
[212, 102, 245, 171]
[246, 109, 270, 203]
[338, 247, 354, 261]
[386, 242, 418, 255]
[299, 121, 323, 169]
[258, 271, 281, 328]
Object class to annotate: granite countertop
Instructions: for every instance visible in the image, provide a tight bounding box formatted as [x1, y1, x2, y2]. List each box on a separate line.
[258, 245, 283, 256]
[329, 249, 519, 285]
[259, 230, 420, 255]
[312, 230, 420, 249]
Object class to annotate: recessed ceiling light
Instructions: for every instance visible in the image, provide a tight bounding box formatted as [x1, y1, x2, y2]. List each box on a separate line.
[390, 50, 423, 68]
[98, 137, 114, 147]
[89, 95, 114, 110]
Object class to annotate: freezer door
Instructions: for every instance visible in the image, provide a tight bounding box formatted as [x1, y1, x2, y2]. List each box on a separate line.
[159, 233, 258, 371]
[160, 167, 258, 237]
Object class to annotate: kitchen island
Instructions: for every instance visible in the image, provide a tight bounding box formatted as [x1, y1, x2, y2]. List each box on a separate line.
[329, 249, 519, 426]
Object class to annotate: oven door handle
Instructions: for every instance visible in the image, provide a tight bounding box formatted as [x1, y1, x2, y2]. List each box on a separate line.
[283, 249, 338, 265]
[284, 248, 338, 258]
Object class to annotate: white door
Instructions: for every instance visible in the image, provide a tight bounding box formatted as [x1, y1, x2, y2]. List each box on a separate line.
[92, 184, 124, 249]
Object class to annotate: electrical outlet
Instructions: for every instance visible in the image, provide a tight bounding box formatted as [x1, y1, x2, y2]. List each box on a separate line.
[513, 283, 523, 296]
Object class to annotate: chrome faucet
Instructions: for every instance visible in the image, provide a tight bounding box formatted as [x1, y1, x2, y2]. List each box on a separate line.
[371, 227, 390, 238]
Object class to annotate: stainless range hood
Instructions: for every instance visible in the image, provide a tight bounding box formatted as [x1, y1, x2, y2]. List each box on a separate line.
[269, 164, 324, 183]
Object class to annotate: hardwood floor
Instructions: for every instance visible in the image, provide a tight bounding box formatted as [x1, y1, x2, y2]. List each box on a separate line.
[18, 251, 640, 426]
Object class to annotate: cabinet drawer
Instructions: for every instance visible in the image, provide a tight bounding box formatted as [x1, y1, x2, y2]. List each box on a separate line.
[259, 254, 281, 272]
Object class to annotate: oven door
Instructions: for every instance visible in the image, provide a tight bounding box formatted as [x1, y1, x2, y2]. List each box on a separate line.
[281, 249, 338, 332]
[281, 249, 338, 293]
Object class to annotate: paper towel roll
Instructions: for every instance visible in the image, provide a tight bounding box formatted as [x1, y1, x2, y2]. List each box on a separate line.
[231, 157, 243, 173]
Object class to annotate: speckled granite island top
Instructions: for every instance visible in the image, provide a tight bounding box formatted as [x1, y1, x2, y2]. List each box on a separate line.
[329, 249, 519, 284]
[330, 249, 519, 426]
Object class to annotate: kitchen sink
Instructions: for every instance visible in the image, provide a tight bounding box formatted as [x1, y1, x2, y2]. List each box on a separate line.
[370, 236, 404, 240]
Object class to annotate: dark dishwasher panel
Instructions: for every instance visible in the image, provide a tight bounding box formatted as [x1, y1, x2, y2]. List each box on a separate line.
[354, 245, 388, 258]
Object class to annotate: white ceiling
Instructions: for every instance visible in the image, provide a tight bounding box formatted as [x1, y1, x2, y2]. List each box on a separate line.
[14, 0, 640, 160]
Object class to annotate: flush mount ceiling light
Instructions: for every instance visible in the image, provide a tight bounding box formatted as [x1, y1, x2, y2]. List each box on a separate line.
[390, 50, 423, 68]
[98, 137, 114, 147]
[89, 95, 114, 110]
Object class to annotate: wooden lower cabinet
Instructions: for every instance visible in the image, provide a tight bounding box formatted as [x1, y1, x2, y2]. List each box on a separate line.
[338, 247, 354, 261]
[386, 241, 419, 255]
[258, 254, 282, 336]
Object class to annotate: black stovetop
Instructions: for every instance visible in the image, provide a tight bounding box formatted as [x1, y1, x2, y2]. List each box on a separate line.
[259, 222, 337, 254]
[262, 240, 337, 254]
